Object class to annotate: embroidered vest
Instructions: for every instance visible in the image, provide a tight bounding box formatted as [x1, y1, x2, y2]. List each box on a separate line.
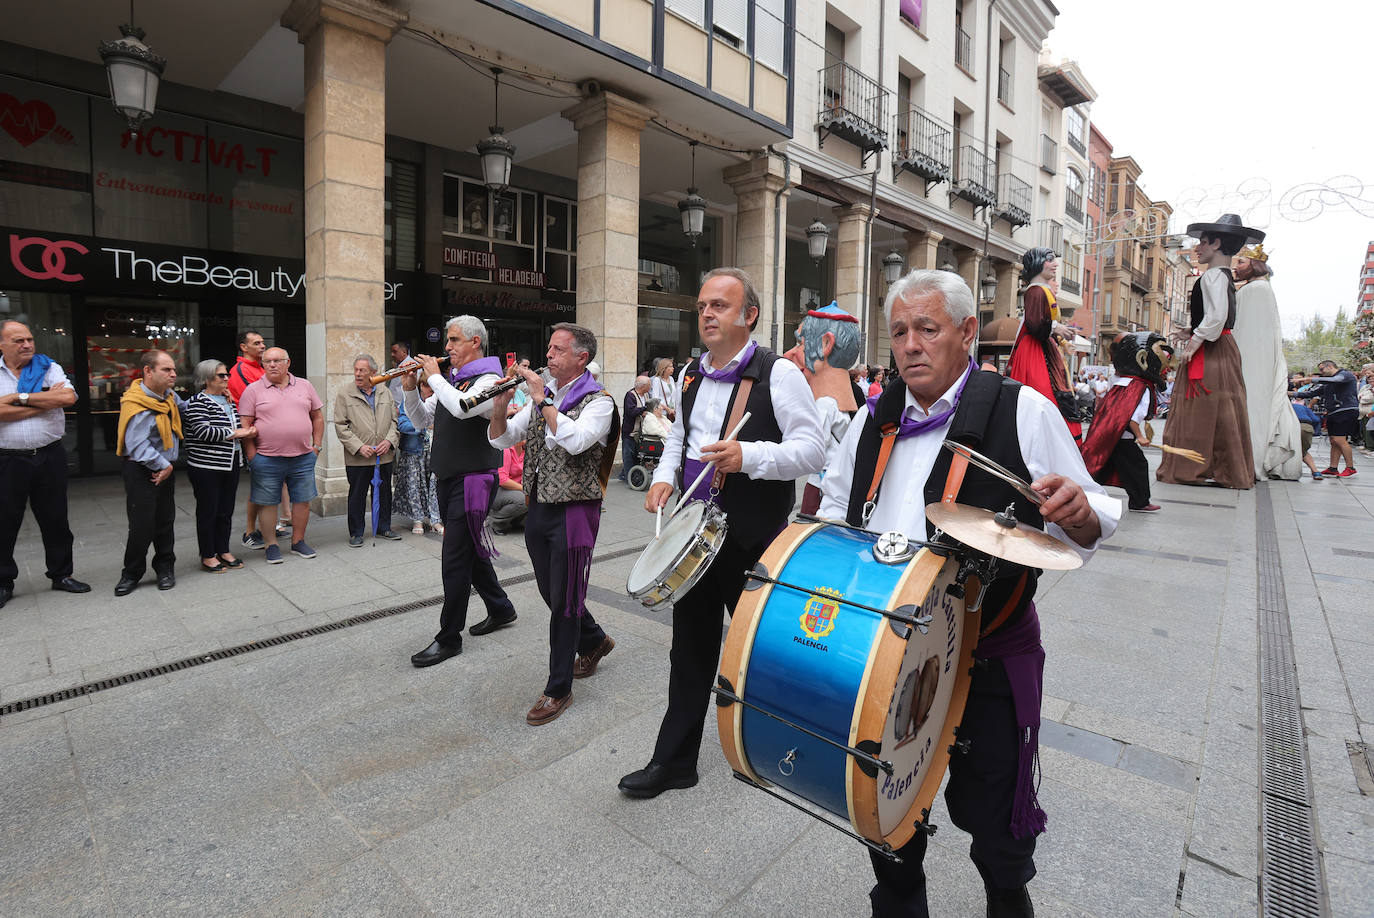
[678, 346, 791, 550]
[430, 376, 503, 481]
[844, 371, 1042, 636]
[1189, 268, 1236, 333]
[524, 389, 617, 504]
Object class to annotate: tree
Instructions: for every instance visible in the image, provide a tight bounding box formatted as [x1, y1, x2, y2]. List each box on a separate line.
[1283, 308, 1354, 372]
[1349, 308, 1374, 369]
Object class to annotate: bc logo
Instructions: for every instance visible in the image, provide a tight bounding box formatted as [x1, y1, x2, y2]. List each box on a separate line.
[800, 586, 842, 639]
[9, 234, 88, 282]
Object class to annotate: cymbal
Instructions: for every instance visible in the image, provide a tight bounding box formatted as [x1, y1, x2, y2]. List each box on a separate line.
[925, 503, 1084, 571]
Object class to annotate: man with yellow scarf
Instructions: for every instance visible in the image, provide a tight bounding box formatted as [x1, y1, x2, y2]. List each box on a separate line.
[114, 350, 184, 596]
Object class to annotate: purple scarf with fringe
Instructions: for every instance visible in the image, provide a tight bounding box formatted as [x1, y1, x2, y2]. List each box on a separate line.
[865, 358, 977, 438]
[449, 356, 507, 559]
[548, 370, 606, 618]
[455, 355, 504, 382]
[975, 601, 1048, 840]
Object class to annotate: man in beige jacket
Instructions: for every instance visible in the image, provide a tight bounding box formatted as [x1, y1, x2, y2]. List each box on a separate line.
[335, 354, 401, 546]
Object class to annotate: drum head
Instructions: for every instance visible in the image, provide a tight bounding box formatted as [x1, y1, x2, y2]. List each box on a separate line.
[626, 501, 708, 594]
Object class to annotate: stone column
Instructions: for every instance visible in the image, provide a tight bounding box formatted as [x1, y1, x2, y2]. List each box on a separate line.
[955, 247, 981, 303]
[561, 92, 655, 402]
[283, 0, 406, 516]
[834, 202, 873, 359]
[995, 260, 1020, 321]
[904, 229, 944, 271]
[723, 153, 790, 352]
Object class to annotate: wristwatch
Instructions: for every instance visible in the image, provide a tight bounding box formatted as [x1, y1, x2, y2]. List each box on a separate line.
[540, 397, 556, 410]
[17, 392, 29, 405]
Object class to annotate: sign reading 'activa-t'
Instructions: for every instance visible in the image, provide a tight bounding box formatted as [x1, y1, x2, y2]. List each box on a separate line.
[2, 225, 403, 304]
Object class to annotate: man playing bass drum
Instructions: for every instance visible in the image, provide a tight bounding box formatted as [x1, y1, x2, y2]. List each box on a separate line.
[619, 267, 825, 799]
[818, 269, 1119, 918]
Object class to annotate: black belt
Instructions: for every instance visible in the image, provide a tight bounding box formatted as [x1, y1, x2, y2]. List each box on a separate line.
[0, 441, 60, 456]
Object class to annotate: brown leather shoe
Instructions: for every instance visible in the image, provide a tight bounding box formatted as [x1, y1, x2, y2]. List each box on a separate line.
[572, 635, 616, 679]
[526, 692, 572, 725]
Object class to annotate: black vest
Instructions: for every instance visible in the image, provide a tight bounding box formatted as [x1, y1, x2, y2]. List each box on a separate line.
[1189, 268, 1236, 332]
[678, 346, 792, 550]
[429, 376, 502, 480]
[844, 371, 1042, 634]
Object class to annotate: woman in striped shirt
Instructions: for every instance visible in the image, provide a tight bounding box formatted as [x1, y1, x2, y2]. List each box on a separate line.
[183, 359, 257, 572]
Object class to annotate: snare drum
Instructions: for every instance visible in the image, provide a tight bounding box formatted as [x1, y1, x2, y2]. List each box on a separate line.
[716, 520, 979, 849]
[626, 500, 728, 609]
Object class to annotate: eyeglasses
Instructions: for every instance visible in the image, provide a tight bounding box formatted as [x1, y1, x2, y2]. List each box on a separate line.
[214, 372, 230, 378]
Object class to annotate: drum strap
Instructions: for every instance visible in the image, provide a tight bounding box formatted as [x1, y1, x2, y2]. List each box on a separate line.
[978, 570, 1027, 639]
[940, 445, 1027, 639]
[861, 423, 900, 518]
[711, 377, 755, 492]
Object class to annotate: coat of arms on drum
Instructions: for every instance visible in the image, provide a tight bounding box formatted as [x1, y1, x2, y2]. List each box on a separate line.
[800, 587, 842, 640]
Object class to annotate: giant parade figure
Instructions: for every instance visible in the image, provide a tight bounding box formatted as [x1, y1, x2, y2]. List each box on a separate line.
[1232, 244, 1302, 480]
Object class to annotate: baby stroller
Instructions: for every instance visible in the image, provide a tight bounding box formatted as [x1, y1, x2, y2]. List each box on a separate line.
[626, 418, 666, 491]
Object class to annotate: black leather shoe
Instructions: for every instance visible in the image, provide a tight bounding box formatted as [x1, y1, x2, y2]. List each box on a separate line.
[51, 577, 91, 594]
[469, 611, 517, 636]
[114, 577, 139, 597]
[156, 572, 176, 591]
[411, 640, 461, 667]
[617, 762, 698, 799]
[986, 884, 1034, 918]
[0, 586, 12, 608]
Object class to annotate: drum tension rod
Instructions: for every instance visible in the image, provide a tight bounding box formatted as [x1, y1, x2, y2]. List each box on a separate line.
[729, 772, 904, 862]
[713, 678, 894, 776]
[740, 571, 933, 633]
[793, 514, 955, 557]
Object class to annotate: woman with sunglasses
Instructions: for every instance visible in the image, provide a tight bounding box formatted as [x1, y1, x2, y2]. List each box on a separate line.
[182, 359, 257, 571]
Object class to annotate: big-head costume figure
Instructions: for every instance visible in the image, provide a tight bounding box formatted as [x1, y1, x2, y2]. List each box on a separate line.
[1080, 333, 1173, 512]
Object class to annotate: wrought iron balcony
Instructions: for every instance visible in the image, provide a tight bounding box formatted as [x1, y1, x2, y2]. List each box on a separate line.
[955, 27, 973, 70]
[1065, 200, 1084, 224]
[995, 173, 1030, 227]
[1130, 265, 1150, 293]
[952, 144, 996, 209]
[1037, 218, 1063, 253]
[1061, 277, 1081, 295]
[893, 106, 952, 185]
[997, 67, 1012, 106]
[818, 61, 887, 162]
[1066, 131, 1086, 156]
[1040, 133, 1057, 174]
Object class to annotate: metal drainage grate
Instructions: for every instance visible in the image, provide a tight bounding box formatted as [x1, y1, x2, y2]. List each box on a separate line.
[1255, 484, 1328, 917]
[0, 542, 648, 717]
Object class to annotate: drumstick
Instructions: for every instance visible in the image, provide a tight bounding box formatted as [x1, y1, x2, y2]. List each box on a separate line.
[1144, 443, 1206, 465]
[671, 411, 752, 517]
[655, 503, 662, 538]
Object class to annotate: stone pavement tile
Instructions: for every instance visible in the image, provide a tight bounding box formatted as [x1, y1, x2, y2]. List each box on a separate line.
[1031, 776, 1187, 918]
[1062, 703, 1204, 763]
[357, 557, 444, 593]
[1307, 733, 1364, 795]
[1038, 745, 1192, 823]
[1312, 784, 1374, 865]
[1177, 858, 1257, 918]
[1199, 730, 1259, 787]
[279, 691, 520, 843]
[270, 573, 402, 616]
[0, 802, 111, 917]
[0, 635, 51, 686]
[1321, 602, 1374, 646]
[1117, 744, 1198, 792]
[1188, 772, 1259, 879]
[1044, 652, 1209, 737]
[378, 770, 731, 917]
[1039, 720, 1122, 768]
[0, 714, 83, 837]
[1331, 639, 1374, 724]
[2, 667, 89, 704]
[79, 650, 159, 683]
[252, 852, 431, 917]
[1326, 851, 1374, 918]
[1041, 694, 1070, 722]
[44, 607, 194, 673]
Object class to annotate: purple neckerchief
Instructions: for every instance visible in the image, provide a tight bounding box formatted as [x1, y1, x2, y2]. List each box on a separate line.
[454, 355, 504, 382]
[461, 470, 500, 560]
[866, 357, 976, 438]
[681, 456, 718, 504]
[698, 340, 757, 385]
[548, 370, 600, 412]
[975, 601, 1048, 840]
[562, 499, 602, 617]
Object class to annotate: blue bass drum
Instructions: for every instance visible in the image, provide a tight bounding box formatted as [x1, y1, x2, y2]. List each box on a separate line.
[716, 520, 980, 849]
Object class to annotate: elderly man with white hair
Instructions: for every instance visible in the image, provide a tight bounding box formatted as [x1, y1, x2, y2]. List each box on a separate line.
[334, 353, 402, 547]
[818, 268, 1119, 918]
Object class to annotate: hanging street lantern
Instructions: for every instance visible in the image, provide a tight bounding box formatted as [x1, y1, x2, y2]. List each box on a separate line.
[882, 249, 904, 285]
[679, 141, 707, 245]
[476, 68, 515, 192]
[980, 269, 999, 304]
[98, 9, 166, 136]
[806, 218, 830, 262]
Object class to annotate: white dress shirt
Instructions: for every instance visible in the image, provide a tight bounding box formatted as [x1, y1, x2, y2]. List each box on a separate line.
[489, 370, 613, 456]
[1112, 377, 1150, 441]
[0, 359, 70, 449]
[652, 341, 826, 487]
[818, 366, 1120, 566]
[402, 371, 501, 429]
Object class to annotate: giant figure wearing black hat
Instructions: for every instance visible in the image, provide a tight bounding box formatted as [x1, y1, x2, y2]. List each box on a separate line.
[1157, 213, 1262, 489]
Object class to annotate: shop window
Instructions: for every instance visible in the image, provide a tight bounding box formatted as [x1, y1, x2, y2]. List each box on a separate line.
[544, 195, 579, 292]
[386, 159, 420, 271]
[442, 174, 538, 283]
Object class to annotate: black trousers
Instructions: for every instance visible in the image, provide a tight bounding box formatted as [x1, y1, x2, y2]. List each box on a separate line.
[1107, 438, 1151, 509]
[0, 441, 75, 589]
[346, 461, 393, 537]
[651, 535, 759, 773]
[524, 499, 607, 700]
[869, 660, 1037, 918]
[121, 461, 177, 580]
[186, 462, 240, 559]
[433, 474, 516, 647]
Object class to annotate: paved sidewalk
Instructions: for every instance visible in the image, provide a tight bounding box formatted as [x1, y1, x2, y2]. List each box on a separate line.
[1, 447, 1371, 916]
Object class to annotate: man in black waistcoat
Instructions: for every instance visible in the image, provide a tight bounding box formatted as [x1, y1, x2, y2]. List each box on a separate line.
[817, 269, 1120, 918]
[402, 316, 518, 668]
[618, 267, 826, 798]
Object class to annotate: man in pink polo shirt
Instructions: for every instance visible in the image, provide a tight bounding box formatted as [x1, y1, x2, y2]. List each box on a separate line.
[237, 348, 325, 563]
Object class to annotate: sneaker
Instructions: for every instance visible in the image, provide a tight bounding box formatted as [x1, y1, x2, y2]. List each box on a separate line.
[291, 540, 317, 559]
[411, 522, 425, 534]
[1322, 467, 1339, 475]
[1339, 468, 1358, 477]
[377, 530, 403, 541]
[242, 530, 265, 550]
[264, 544, 284, 564]
[1129, 504, 1161, 513]
[275, 523, 290, 538]
[1312, 471, 1324, 480]
[349, 535, 364, 548]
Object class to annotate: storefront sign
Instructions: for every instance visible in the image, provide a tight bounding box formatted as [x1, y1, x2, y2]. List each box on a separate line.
[3, 225, 407, 306]
[444, 279, 574, 316]
[442, 244, 548, 289]
[443, 246, 495, 269]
